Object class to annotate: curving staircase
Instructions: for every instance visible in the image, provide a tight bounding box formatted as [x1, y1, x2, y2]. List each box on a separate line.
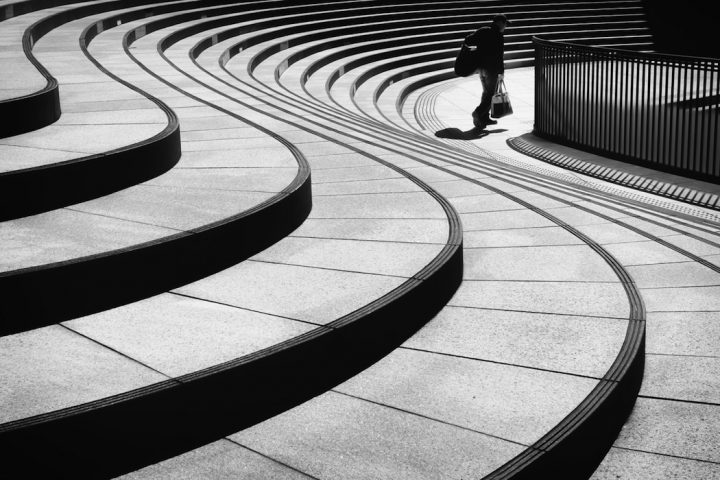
[2, 1, 718, 479]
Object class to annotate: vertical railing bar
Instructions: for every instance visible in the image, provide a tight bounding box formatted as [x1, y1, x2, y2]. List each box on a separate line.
[578, 49, 584, 145]
[587, 53, 599, 148]
[614, 53, 621, 155]
[687, 61, 696, 173]
[641, 57, 648, 162]
[552, 44, 563, 135]
[650, 57, 657, 165]
[680, 63, 689, 171]
[632, 56, 640, 160]
[577, 48, 582, 144]
[563, 45, 568, 140]
[588, 50, 594, 148]
[691, 61, 700, 175]
[547, 44, 552, 135]
[629, 56, 635, 160]
[600, 52, 606, 150]
[637, 56, 643, 160]
[583, 49, 588, 147]
[699, 61, 709, 175]
[669, 60, 677, 169]
[604, 52, 611, 152]
[661, 61, 673, 169]
[643, 57, 650, 162]
[709, 62, 720, 176]
[621, 55, 629, 156]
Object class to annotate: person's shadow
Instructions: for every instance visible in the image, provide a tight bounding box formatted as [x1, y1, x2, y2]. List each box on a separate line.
[434, 127, 507, 140]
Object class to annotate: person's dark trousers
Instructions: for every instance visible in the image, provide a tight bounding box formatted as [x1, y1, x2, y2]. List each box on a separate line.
[472, 69, 499, 126]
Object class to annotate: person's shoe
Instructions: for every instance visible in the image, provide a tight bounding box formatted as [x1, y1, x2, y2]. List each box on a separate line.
[472, 111, 485, 129]
[484, 118, 498, 125]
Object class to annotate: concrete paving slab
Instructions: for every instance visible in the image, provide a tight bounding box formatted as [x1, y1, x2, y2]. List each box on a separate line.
[120, 439, 313, 479]
[253, 237, 444, 278]
[54, 108, 167, 125]
[305, 153, 379, 170]
[313, 177, 424, 196]
[1, 123, 166, 154]
[231, 391, 525, 480]
[335, 348, 598, 445]
[0, 144, 84, 172]
[462, 209, 557, 231]
[641, 354, 720, 404]
[309, 192, 447, 219]
[603, 241, 692, 266]
[646, 312, 720, 357]
[144, 167, 298, 193]
[60, 98, 162, 114]
[627, 262, 720, 288]
[616, 216, 681, 237]
[69, 185, 273, 231]
[544, 206, 616, 227]
[404, 306, 628, 378]
[427, 179, 495, 198]
[642, 286, 720, 312]
[173, 106, 230, 119]
[175, 147, 298, 168]
[0, 325, 165, 424]
[180, 127, 269, 142]
[612, 398, 720, 463]
[449, 280, 631, 319]
[464, 245, 618, 282]
[293, 140, 354, 157]
[179, 116, 260, 132]
[66, 293, 316, 378]
[290, 218, 448, 244]
[311, 164, 405, 184]
[576, 222, 657, 245]
[662, 234, 720, 257]
[591, 447, 720, 480]
[174, 260, 406, 325]
[464, 226, 584, 248]
[0, 209, 178, 272]
[507, 190, 571, 210]
[448, 193, 527, 214]
[58, 82, 145, 104]
[180, 137, 287, 152]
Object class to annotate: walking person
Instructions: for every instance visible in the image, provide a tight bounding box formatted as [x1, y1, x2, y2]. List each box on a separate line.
[464, 13, 510, 129]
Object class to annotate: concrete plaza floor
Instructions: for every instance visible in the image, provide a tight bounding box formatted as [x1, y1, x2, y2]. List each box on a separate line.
[1, 4, 718, 478]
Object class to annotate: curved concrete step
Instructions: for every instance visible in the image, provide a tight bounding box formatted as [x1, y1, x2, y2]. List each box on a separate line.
[0, 0, 183, 219]
[0, 4, 464, 477]
[0, 2, 68, 137]
[0, 2, 310, 333]
[408, 70, 720, 479]
[195, 2, 714, 478]
[122, 3, 652, 478]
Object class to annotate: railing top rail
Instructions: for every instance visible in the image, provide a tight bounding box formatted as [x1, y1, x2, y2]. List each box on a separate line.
[533, 36, 720, 66]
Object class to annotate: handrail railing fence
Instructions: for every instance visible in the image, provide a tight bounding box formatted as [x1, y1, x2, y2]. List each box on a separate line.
[534, 37, 719, 182]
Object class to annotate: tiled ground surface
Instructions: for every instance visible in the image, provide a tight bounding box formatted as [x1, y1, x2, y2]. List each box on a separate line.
[121, 11, 718, 480]
[2, 3, 718, 479]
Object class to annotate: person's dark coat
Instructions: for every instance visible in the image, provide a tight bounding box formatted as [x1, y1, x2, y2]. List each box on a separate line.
[464, 24, 504, 74]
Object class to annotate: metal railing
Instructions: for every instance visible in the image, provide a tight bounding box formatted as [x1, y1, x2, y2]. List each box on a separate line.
[534, 37, 720, 182]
